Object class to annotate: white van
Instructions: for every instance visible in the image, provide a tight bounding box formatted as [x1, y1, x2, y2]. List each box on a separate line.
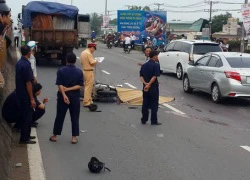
[159, 40, 222, 79]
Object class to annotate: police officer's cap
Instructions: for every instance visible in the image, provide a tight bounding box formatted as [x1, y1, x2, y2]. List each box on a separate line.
[88, 43, 96, 50]
[0, 0, 11, 13]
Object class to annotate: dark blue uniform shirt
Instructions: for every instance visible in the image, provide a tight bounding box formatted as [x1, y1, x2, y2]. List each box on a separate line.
[56, 65, 84, 96]
[140, 60, 161, 87]
[2, 90, 40, 119]
[16, 57, 34, 100]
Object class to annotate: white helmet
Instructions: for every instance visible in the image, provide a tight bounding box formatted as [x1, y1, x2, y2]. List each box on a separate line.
[147, 37, 150, 40]
[27, 41, 37, 50]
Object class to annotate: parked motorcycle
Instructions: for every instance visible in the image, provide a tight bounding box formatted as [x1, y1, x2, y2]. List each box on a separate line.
[114, 40, 119, 47]
[124, 44, 131, 54]
[107, 41, 112, 49]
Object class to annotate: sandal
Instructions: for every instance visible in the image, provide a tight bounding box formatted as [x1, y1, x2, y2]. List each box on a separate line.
[71, 139, 78, 144]
[49, 137, 57, 142]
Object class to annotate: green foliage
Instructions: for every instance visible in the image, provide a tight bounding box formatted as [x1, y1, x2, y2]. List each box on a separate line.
[109, 18, 117, 25]
[211, 12, 232, 33]
[129, 6, 151, 11]
[228, 40, 241, 52]
[90, 13, 103, 35]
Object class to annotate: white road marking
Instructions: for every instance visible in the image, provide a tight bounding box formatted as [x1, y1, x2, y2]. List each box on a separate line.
[28, 128, 46, 180]
[157, 133, 164, 138]
[241, 146, 250, 152]
[101, 70, 111, 75]
[125, 83, 137, 89]
[163, 103, 186, 115]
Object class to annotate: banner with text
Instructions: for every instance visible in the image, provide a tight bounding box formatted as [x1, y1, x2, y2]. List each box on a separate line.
[117, 10, 167, 43]
[241, 4, 250, 36]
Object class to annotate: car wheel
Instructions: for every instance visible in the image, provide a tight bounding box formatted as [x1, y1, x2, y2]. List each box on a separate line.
[183, 75, 193, 93]
[211, 83, 222, 103]
[176, 64, 183, 80]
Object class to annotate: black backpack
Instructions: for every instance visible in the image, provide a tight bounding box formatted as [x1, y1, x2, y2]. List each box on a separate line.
[88, 157, 111, 173]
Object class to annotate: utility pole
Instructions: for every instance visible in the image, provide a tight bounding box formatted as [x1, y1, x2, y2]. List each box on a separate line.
[104, 0, 108, 35]
[204, 1, 218, 40]
[209, 1, 212, 40]
[154, 3, 164, 11]
[105, 0, 107, 16]
[241, 0, 249, 52]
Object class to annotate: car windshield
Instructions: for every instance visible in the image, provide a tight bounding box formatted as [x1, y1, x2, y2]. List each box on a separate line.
[193, 44, 222, 55]
[226, 57, 250, 68]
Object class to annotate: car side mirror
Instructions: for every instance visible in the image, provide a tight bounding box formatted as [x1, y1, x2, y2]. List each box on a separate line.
[188, 61, 195, 66]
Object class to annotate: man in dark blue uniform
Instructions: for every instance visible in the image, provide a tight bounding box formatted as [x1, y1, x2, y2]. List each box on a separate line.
[50, 53, 83, 144]
[2, 83, 48, 131]
[140, 50, 161, 125]
[16, 46, 36, 144]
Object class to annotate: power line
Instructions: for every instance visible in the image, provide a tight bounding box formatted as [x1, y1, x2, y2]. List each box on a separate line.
[217, 1, 244, 4]
[154, 3, 164, 11]
[163, 1, 205, 8]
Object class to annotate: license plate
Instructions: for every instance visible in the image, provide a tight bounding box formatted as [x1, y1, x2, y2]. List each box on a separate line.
[247, 77, 250, 83]
[128, 46, 131, 48]
[51, 53, 57, 59]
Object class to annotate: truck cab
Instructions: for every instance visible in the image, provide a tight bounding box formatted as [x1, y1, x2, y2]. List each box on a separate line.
[78, 14, 90, 48]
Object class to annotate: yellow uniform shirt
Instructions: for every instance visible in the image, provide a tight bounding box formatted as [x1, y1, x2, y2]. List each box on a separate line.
[80, 49, 97, 71]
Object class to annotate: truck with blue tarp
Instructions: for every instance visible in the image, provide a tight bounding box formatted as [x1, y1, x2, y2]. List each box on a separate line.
[19, 1, 87, 65]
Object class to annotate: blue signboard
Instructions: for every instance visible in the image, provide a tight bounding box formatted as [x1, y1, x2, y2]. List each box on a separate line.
[117, 10, 167, 44]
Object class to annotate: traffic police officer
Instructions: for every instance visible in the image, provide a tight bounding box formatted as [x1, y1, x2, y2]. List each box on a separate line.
[80, 43, 97, 107]
[16, 46, 37, 144]
[50, 53, 83, 144]
[139, 50, 162, 125]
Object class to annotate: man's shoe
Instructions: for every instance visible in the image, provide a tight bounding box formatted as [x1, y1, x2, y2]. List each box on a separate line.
[31, 123, 38, 128]
[29, 136, 36, 140]
[141, 118, 147, 125]
[19, 140, 36, 144]
[151, 122, 162, 125]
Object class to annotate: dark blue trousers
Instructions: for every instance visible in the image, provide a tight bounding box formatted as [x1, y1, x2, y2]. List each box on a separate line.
[141, 86, 159, 124]
[7, 108, 45, 129]
[19, 99, 32, 141]
[53, 92, 80, 136]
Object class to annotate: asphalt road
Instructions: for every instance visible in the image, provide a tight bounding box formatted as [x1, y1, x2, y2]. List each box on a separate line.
[36, 43, 250, 180]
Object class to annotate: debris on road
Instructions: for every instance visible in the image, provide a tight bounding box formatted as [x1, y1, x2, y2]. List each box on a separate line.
[15, 163, 22, 167]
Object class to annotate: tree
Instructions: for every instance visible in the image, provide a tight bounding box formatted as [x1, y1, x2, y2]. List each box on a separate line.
[129, 5, 151, 11]
[109, 18, 117, 25]
[211, 12, 232, 33]
[90, 13, 103, 35]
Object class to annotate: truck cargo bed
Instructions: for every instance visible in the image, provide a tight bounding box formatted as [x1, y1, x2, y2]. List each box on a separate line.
[31, 29, 78, 47]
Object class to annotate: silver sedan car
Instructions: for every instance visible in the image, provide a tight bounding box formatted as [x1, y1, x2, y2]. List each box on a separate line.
[183, 52, 250, 103]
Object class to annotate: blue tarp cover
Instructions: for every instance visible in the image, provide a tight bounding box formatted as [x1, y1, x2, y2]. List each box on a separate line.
[22, 1, 79, 28]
